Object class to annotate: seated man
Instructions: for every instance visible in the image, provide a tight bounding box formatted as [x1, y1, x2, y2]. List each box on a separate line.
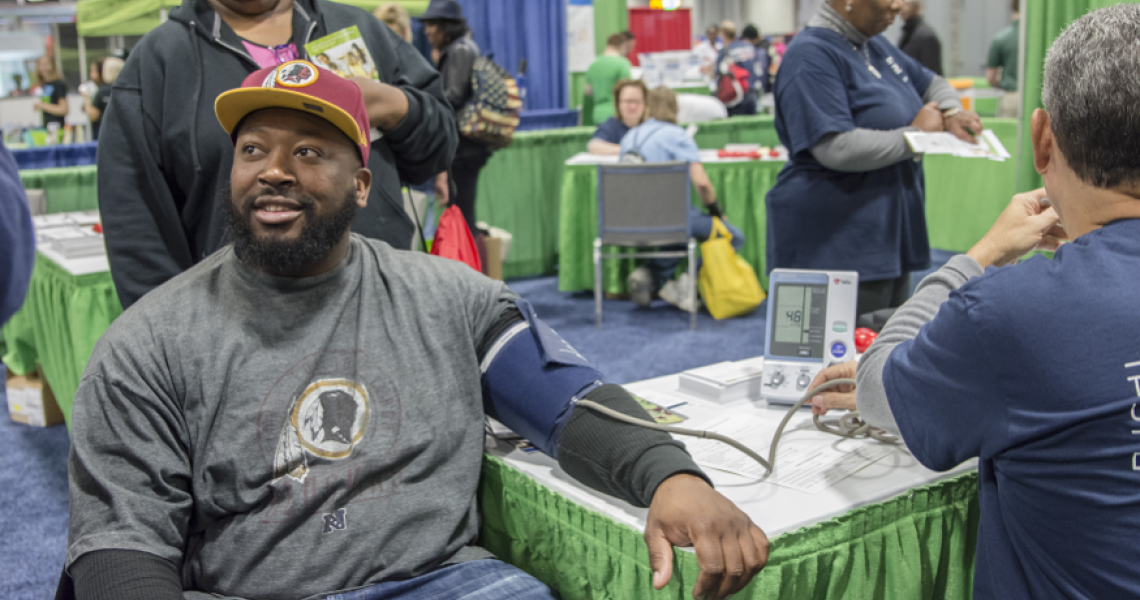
[619, 86, 745, 312]
[587, 79, 647, 156]
[807, 7, 1140, 598]
[63, 62, 767, 600]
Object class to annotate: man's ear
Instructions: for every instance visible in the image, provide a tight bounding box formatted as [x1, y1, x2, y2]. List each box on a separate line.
[1031, 108, 1054, 176]
[354, 168, 371, 209]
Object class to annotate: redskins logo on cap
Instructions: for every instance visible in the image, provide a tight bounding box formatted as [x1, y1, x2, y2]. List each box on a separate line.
[275, 60, 319, 88]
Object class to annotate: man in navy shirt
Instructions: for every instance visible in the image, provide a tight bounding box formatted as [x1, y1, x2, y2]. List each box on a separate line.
[0, 141, 34, 326]
[809, 6, 1140, 598]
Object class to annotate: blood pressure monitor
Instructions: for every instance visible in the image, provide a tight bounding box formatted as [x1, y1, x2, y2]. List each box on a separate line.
[762, 270, 858, 405]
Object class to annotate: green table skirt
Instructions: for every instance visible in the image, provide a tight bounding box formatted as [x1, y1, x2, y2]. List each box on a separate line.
[2, 253, 122, 426]
[558, 119, 1020, 293]
[480, 455, 979, 599]
[20, 165, 100, 214]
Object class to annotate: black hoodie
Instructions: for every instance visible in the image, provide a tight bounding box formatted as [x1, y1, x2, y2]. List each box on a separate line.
[98, 0, 458, 309]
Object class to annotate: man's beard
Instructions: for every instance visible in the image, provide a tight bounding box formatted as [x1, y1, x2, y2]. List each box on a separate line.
[222, 182, 360, 275]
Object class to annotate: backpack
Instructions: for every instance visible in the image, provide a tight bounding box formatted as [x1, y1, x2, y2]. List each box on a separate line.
[457, 56, 523, 150]
[716, 62, 751, 107]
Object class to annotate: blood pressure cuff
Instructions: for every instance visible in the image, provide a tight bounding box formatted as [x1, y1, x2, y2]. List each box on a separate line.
[480, 300, 604, 457]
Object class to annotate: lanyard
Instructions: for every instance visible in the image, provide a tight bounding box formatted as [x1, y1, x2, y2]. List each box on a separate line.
[853, 43, 882, 79]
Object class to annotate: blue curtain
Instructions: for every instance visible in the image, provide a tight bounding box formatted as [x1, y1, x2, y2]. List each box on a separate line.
[412, 0, 568, 110]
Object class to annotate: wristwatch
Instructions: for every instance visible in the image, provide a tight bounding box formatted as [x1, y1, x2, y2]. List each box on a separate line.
[941, 107, 962, 119]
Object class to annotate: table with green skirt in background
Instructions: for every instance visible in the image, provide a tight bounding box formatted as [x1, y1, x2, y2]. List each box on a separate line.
[1, 253, 121, 427]
[558, 118, 1020, 294]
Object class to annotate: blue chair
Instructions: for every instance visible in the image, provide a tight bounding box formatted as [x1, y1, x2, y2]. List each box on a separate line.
[594, 161, 697, 330]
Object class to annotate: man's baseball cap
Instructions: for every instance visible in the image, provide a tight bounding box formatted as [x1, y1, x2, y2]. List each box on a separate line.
[215, 59, 370, 165]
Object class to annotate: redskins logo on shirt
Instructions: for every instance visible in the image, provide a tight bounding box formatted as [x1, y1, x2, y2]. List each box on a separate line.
[273, 378, 370, 482]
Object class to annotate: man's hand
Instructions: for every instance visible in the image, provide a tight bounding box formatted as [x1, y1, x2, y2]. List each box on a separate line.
[645, 474, 769, 599]
[944, 110, 984, 144]
[32, 100, 43, 111]
[911, 102, 943, 132]
[807, 361, 858, 416]
[967, 188, 1068, 268]
[348, 77, 410, 131]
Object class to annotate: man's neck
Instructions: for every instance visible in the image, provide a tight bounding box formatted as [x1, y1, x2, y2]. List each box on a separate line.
[208, 0, 294, 46]
[1057, 183, 1140, 240]
[604, 47, 621, 56]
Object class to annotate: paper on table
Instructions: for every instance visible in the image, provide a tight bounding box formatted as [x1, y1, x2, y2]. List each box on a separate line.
[682, 414, 896, 493]
[767, 437, 896, 494]
[904, 130, 1008, 161]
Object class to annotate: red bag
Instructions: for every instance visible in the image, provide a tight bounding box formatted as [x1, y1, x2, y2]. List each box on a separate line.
[430, 205, 482, 272]
[716, 63, 750, 107]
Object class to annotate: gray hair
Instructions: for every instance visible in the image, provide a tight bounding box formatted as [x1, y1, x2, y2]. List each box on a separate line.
[1042, 4, 1140, 189]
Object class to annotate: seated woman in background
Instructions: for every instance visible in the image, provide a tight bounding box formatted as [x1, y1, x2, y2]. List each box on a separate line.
[617, 86, 745, 313]
[587, 79, 647, 155]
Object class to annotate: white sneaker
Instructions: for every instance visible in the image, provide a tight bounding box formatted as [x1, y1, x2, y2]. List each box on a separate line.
[659, 273, 701, 313]
[627, 266, 653, 307]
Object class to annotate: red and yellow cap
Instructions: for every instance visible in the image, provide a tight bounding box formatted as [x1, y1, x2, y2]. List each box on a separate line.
[215, 60, 371, 165]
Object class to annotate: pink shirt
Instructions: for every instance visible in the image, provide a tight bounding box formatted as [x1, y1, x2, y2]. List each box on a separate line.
[241, 41, 299, 69]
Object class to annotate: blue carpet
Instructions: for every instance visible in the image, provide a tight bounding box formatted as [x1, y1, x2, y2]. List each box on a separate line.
[0, 250, 956, 597]
[0, 366, 70, 600]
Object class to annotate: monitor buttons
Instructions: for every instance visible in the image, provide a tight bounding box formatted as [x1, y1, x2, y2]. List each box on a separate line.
[830, 342, 847, 358]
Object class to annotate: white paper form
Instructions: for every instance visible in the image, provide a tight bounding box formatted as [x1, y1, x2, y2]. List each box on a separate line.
[681, 414, 897, 494]
[903, 130, 1009, 161]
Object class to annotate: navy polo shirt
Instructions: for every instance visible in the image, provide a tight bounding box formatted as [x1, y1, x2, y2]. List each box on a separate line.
[765, 27, 933, 281]
[592, 117, 631, 145]
[884, 219, 1140, 599]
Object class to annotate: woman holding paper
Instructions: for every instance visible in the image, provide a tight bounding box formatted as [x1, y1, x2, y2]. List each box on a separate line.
[764, 0, 982, 315]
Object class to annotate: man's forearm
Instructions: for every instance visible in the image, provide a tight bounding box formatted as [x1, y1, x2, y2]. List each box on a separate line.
[355, 79, 410, 131]
[557, 384, 711, 508]
[587, 139, 620, 155]
[855, 255, 985, 434]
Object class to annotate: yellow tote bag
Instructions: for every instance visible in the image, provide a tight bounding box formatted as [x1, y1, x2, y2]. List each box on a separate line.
[698, 217, 765, 319]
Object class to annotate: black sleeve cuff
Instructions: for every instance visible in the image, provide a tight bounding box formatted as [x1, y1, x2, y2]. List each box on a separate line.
[69, 549, 182, 600]
[628, 443, 713, 507]
[382, 88, 422, 141]
[557, 383, 712, 508]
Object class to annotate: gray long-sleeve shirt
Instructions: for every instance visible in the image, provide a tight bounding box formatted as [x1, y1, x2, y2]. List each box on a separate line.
[807, 3, 962, 173]
[855, 255, 986, 434]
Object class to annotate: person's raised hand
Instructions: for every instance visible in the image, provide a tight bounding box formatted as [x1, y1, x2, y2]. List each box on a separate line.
[807, 361, 857, 415]
[911, 102, 943, 132]
[967, 188, 1069, 268]
[945, 110, 984, 144]
[645, 474, 769, 599]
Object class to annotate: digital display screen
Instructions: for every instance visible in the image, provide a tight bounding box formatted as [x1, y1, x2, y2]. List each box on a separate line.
[769, 283, 827, 359]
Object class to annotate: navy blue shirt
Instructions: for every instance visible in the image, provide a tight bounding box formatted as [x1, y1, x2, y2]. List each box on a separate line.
[765, 27, 933, 281]
[1, 141, 34, 325]
[885, 219, 1140, 599]
[592, 117, 631, 145]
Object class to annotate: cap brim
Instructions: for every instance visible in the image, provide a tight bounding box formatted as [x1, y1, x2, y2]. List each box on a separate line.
[215, 87, 366, 147]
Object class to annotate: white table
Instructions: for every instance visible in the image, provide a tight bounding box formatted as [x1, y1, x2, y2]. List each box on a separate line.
[490, 361, 976, 539]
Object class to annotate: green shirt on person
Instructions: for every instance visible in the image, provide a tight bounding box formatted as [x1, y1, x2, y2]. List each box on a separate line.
[987, 20, 1019, 92]
[585, 54, 632, 124]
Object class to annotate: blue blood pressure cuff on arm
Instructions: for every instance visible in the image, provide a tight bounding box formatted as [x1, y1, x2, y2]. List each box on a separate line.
[480, 300, 604, 457]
